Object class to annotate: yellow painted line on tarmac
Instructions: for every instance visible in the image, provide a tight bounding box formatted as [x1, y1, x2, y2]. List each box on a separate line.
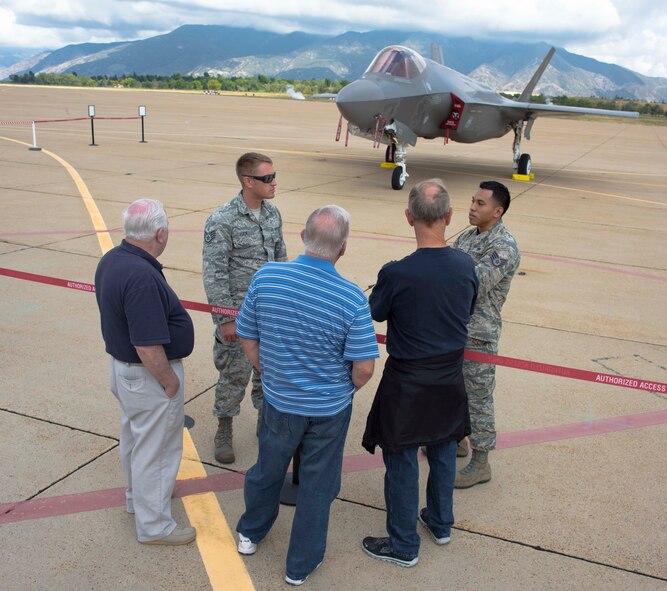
[42, 149, 115, 253]
[1, 133, 252, 591]
[178, 430, 256, 590]
[536, 181, 666, 207]
[0, 135, 114, 253]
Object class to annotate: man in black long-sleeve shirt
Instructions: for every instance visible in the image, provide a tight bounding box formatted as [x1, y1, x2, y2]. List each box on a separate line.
[362, 179, 478, 567]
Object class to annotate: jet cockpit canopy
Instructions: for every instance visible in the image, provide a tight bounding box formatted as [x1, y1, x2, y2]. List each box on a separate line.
[364, 46, 426, 79]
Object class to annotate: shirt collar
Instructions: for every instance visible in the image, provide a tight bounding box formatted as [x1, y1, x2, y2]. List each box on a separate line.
[119, 239, 163, 272]
[477, 219, 504, 236]
[235, 191, 263, 215]
[294, 254, 337, 274]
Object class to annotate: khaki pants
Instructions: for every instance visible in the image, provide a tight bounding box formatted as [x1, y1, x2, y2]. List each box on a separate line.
[109, 357, 184, 542]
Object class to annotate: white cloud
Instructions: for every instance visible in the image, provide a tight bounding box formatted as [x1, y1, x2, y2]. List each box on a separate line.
[1, 0, 665, 77]
[0, 7, 65, 47]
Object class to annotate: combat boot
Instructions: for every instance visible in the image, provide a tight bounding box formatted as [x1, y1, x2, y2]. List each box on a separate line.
[454, 449, 491, 489]
[457, 438, 469, 457]
[214, 417, 235, 464]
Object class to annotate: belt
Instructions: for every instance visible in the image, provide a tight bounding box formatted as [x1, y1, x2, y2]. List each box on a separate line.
[123, 358, 182, 367]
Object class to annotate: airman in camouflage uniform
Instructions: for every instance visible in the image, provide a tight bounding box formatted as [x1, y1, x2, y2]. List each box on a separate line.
[202, 153, 288, 464]
[453, 181, 520, 488]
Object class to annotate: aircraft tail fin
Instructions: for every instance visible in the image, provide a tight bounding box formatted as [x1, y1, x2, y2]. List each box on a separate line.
[518, 47, 555, 102]
[431, 43, 444, 66]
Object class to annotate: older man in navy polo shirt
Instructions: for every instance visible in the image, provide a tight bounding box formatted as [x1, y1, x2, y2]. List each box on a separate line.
[95, 199, 196, 546]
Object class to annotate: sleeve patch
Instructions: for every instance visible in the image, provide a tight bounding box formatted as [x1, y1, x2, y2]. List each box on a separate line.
[204, 231, 215, 243]
[490, 250, 502, 267]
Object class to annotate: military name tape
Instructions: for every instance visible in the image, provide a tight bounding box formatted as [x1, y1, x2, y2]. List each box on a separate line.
[1, 266, 664, 394]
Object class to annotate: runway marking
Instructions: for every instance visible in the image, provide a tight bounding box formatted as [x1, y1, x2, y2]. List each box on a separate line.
[2, 408, 665, 526]
[537, 182, 666, 207]
[178, 429, 255, 591]
[521, 252, 667, 282]
[0, 136, 114, 253]
[0, 135, 250, 591]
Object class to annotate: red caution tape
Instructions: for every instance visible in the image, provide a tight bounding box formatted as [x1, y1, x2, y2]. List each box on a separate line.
[179, 299, 238, 318]
[0, 117, 142, 125]
[33, 117, 89, 123]
[1, 266, 665, 394]
[464, 350, 666, 394]
[0, 267, 96, 292]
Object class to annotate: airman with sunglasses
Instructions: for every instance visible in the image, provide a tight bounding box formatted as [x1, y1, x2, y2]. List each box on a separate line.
[203, 152, 288, 464]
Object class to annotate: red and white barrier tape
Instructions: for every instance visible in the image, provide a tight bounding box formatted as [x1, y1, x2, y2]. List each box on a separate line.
[1, 266, 664, 394]
[0, 116, 141, 125]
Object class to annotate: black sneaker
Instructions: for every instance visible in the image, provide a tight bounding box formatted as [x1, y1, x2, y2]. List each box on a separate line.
[418, 508, 451, 545]
[361, 536, 418, 567]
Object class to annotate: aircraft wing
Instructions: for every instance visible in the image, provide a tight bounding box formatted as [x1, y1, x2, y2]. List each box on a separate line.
[501, 101, 639, 119]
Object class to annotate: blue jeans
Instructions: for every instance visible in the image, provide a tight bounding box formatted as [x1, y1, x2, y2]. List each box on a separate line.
[237, 401, 352, 580]
[382, 439, 457, 556]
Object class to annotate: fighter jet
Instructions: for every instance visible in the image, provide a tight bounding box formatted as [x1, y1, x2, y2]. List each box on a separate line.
[335, 45, 640, 189]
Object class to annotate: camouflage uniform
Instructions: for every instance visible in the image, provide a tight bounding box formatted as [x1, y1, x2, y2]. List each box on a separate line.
[202, 192, 288, 418]
[453, 219, 520, 451]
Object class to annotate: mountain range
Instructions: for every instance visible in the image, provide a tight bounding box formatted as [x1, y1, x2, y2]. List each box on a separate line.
[2, 25, 666, 101]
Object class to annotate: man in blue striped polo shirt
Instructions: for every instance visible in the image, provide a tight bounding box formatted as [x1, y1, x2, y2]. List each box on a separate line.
[234, 205, 379, 586]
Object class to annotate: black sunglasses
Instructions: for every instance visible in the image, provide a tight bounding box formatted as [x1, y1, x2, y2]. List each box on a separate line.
[243, 172, 276, 184]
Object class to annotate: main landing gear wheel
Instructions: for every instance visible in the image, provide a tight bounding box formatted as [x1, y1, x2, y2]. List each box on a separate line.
[385, 144, 396, 163]
[391, 165, 407, 190]
[518, 153, 531, 175]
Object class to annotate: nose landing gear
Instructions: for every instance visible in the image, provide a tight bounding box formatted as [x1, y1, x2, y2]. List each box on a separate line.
[382, 142, 409, 190]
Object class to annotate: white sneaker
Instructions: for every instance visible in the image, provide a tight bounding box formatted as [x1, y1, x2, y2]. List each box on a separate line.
[285, 561, 322, 586]
[237, 533, 257, 555]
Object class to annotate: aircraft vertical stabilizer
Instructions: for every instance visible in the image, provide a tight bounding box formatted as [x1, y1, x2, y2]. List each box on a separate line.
[431, 43, 444, 66]
[518, 47, 555, 101]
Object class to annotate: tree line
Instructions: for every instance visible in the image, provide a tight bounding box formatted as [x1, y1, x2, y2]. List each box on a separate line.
[6, 71, 665, 116]
[7, 71, 348, 97]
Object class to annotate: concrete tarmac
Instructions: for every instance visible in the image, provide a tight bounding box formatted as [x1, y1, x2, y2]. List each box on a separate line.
[1, 84, 666, 590]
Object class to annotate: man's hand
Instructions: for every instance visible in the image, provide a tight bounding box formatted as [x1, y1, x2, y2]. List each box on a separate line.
[219, 320, 238, 342]
[135, 345, 181, 398]
[162, 371, 181, 398]
[239, 337, 261, 372]
[352, 359, 375, 390]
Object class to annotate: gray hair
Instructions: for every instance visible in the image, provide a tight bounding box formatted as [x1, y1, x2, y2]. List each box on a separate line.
[123, 199, 168, 241]
[408, 178, 451, 225]
[303, 205, 350, 260]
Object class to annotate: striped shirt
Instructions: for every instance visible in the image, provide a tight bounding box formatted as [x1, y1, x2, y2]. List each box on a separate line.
[236, 254, 379, 417]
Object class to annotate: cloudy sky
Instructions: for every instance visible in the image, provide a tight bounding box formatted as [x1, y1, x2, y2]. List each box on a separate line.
[1, 0, 665, 77]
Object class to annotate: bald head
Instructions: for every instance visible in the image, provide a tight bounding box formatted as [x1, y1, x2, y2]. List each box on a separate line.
[303, 205, 350, 260]
[408, 178, 451, 226]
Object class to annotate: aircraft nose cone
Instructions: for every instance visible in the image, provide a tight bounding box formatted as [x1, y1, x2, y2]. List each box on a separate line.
[336, 79, 384, 126]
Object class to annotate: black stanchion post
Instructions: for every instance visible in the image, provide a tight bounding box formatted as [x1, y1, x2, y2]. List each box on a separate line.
[279, 445, 301, 506]
[138, 105, 147, 143]
[88, 105, 97, 146]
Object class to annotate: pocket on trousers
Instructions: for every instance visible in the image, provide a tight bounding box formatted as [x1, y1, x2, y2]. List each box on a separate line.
[118, 374, 146, 393]
[264, 403, 290, 436]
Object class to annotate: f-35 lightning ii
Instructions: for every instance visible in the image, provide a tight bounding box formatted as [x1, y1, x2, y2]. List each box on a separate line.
[335, 45, 639, 189]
